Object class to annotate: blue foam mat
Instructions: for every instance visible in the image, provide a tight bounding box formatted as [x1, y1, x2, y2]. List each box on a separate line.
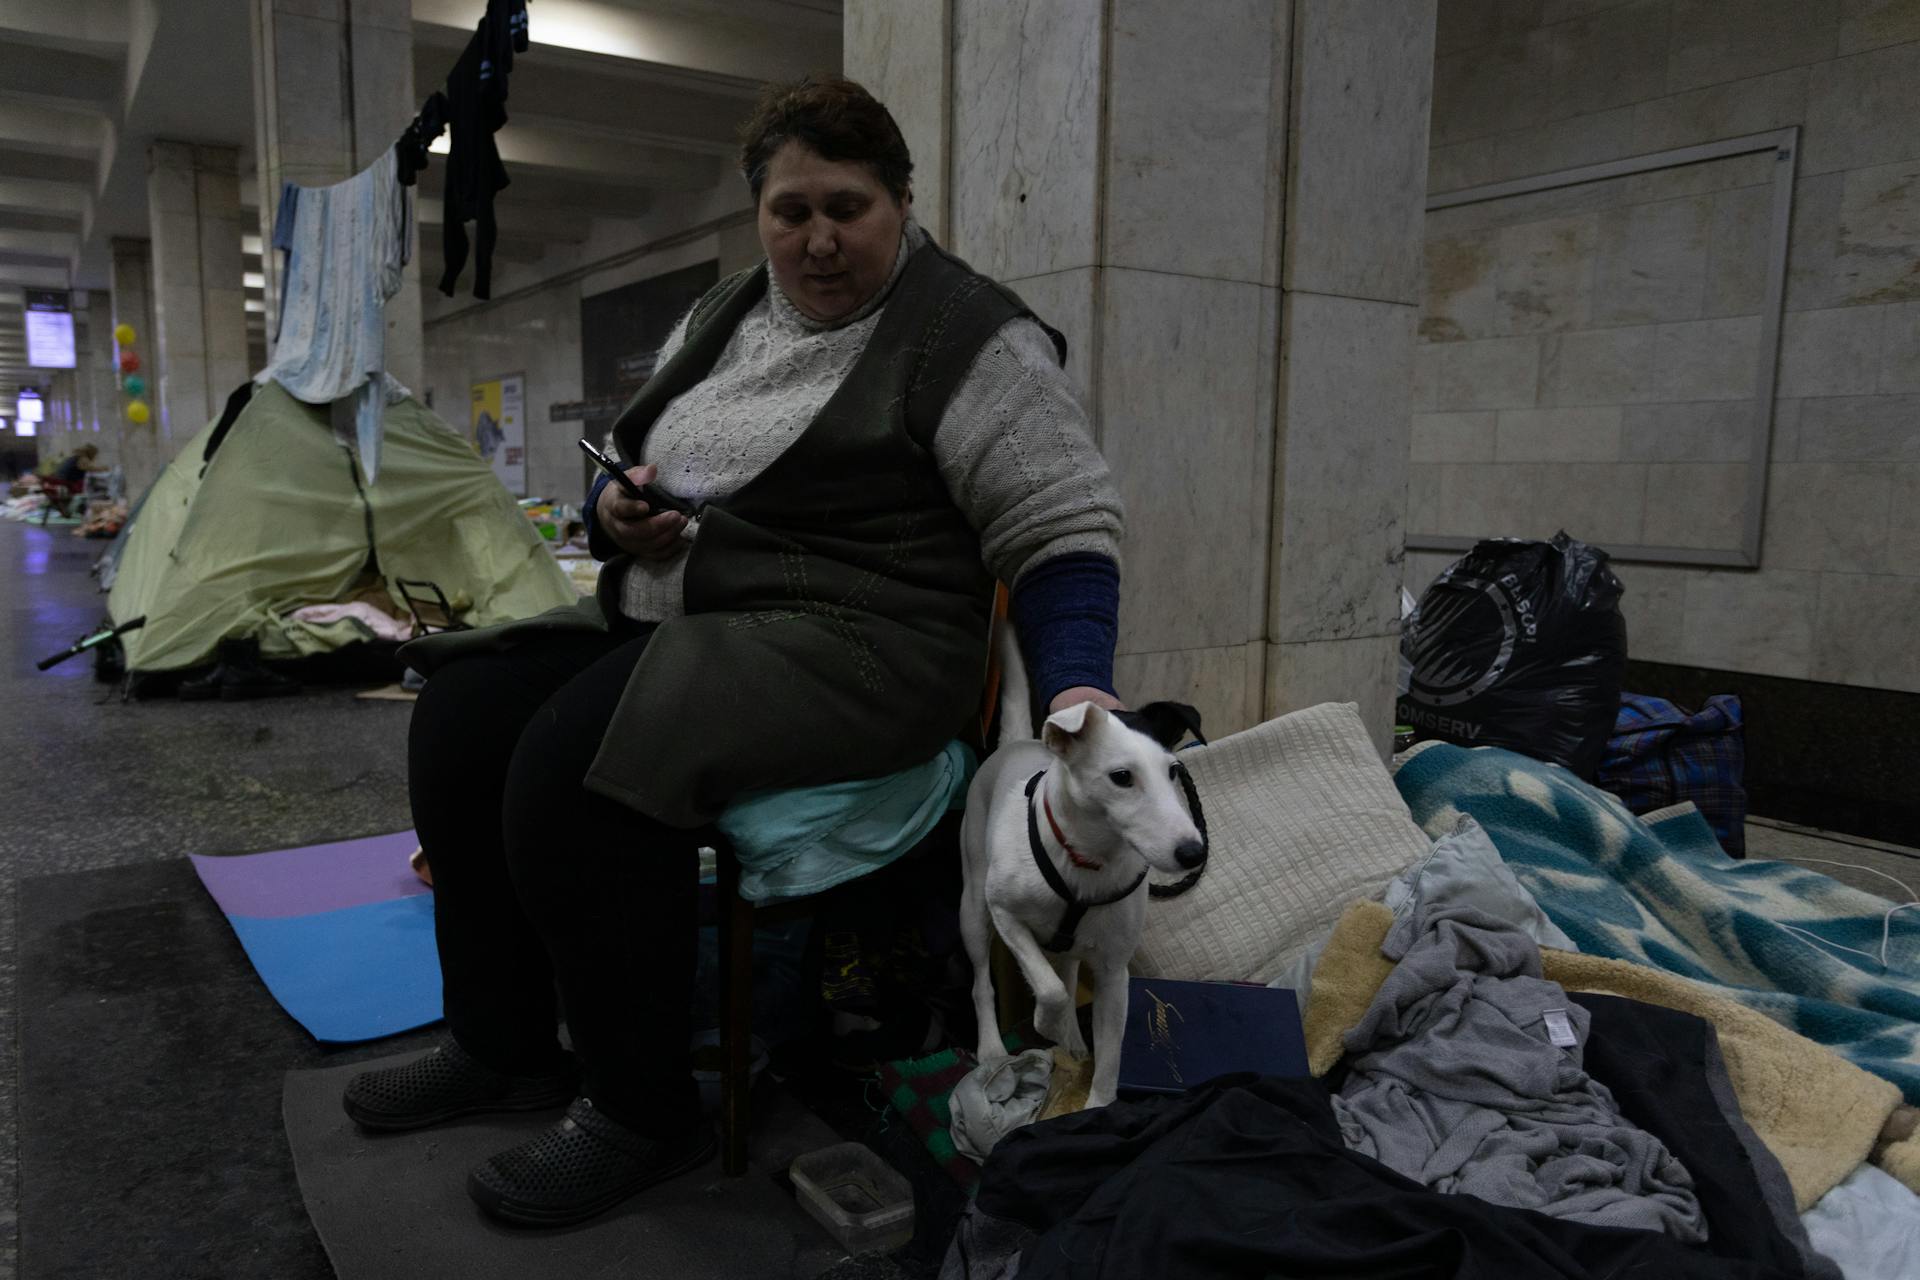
[226, 895, 442, 1043]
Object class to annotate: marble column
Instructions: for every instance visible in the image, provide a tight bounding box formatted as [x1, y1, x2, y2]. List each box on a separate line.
[843, 0, 951, 243]
[1262, 5, 1435, 753]
[75, 290, 120, 472]
[109, 237, 163, 498]
[249, 0, 422, 390]
[848, 0, 1436, 750]
[148, 141, 251, 446]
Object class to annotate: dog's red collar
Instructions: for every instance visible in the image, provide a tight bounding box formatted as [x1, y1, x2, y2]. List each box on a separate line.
[1043, 789, 1104, 871]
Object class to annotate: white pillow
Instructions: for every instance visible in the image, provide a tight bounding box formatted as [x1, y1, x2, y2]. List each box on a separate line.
[1134, 702, 1432, 983]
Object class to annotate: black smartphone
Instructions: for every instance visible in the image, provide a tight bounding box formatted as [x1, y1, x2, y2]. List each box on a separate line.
[578, 438, 693, 518]
[579, 437, 643, 498]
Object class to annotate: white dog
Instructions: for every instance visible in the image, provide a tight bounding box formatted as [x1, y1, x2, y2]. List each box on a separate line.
[959, 620, 1206, 1109]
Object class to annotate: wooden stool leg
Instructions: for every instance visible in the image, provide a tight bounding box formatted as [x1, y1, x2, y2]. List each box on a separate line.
[716, 843, 754, 1176]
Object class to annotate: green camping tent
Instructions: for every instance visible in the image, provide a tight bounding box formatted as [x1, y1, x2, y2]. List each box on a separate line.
[106, 381, 576, 673]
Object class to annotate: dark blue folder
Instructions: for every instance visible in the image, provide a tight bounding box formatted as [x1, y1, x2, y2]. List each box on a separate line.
[1119, 977, 1307, 1094]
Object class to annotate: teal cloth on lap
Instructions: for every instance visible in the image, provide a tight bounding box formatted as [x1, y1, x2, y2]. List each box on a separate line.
[717, 740, 977, 903]
[1393, 740, 1920, 1102]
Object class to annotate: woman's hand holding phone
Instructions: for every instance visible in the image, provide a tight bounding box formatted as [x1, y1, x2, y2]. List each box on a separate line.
[596, 462, 688, 561]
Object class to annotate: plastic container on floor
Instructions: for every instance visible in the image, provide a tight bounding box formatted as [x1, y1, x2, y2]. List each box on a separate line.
[788, 1142, 914, 1256]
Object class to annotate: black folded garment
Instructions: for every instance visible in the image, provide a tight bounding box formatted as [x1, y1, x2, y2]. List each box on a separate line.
[946, 1072, 1812, 1280]
[1572, 993, 1836, 1280]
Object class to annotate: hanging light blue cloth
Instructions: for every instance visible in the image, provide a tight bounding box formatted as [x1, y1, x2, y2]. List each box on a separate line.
[261, 146, 410, 482]
[716, 740, 977, 902]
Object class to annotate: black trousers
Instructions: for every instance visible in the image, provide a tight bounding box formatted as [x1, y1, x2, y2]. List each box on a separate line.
[407, 623, 701, 1137]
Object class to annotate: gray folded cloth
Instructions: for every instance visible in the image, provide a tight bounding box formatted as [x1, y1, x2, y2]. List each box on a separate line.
[1333, 897, 1708, 1241]
[951, 1049, 1054, 1163]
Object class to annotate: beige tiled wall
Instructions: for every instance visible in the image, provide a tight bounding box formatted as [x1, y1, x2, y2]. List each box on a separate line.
[1413, 0, 1920, 695]
[422, 283, 585, 503]
[879, 0, 1437, 751]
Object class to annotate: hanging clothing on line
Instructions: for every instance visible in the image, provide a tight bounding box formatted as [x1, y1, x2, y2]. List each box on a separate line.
[261, 146, 411, 483]
[436, 0, 527, 299]
[396, 91, 448, 188]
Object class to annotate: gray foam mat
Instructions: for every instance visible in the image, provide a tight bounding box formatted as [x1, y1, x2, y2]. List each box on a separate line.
[283, 1053, 855, 1278]
[17, 859, 391, 1278]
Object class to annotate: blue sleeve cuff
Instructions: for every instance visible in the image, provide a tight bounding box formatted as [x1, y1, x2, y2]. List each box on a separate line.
[1009, 552, 1121, 710]
[583, 472, 618, 561]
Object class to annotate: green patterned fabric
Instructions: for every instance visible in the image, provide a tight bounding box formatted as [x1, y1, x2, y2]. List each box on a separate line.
[878, 1033, 1030, 1190]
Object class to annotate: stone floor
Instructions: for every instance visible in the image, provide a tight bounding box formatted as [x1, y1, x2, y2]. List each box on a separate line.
[0, 519, 919, 1280]
[1, 518, 418, 1278]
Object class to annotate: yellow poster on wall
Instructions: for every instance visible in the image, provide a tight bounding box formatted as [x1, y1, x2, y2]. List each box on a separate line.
[469, 373, 526, 496]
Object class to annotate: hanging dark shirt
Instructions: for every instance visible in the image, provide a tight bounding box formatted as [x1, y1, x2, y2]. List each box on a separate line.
[436, 0, 526, 299]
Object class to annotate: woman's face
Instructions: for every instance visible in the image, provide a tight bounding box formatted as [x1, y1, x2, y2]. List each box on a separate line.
[757, 141, 908, 324]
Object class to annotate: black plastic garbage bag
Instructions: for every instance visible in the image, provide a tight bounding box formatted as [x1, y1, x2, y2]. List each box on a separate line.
[1398, 532, 1626, 778]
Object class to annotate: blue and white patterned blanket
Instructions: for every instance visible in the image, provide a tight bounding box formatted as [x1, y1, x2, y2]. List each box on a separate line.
[1393, 741, 1920, 1102]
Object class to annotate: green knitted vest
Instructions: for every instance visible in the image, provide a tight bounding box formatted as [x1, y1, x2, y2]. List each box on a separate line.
[578, 237, 1062, 827]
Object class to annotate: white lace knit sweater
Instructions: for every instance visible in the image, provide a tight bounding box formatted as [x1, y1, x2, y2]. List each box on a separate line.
[611, 221, 1124, 622]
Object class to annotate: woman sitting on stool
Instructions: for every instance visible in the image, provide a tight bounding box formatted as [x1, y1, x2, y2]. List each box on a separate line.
[344, 74, 1128, 1228]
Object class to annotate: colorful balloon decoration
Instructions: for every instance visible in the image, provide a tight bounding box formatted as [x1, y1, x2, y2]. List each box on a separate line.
[115, 324, 150, 424]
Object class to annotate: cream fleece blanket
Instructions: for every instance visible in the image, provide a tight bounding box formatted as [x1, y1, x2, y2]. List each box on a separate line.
[1304, 900, 1920, 1210]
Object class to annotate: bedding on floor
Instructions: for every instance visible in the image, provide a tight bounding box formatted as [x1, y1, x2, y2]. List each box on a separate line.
[1307, 900, 1919, 1210]
[1392, 742, 1920, 1103]
[942, 1075, 1811, 1280]
[1332, 895, 1707, 1240]
[1801, 1164, 1920, 1280]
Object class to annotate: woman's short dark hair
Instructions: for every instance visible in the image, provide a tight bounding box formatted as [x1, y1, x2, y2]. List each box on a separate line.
[737, 74, 913, 203]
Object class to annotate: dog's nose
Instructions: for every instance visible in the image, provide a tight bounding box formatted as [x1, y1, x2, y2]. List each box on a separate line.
[1173, 839, 1206, 869]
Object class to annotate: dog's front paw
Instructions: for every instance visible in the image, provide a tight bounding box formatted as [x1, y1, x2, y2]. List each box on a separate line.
[974, 1038, 1011, 1064]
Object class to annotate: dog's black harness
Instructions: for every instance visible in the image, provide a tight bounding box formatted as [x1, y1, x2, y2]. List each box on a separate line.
[1149, 763, 1208, 901]
[1025, 772, 1148, 953]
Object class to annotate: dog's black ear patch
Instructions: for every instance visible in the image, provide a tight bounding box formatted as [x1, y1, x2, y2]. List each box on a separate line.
[1116, 701, 1204, 750]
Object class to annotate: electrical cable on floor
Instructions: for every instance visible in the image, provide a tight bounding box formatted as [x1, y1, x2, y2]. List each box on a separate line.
[1774, 856, 1919, 969]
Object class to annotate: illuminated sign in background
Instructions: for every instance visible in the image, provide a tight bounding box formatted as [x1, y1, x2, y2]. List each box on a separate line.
[24, 290, 75, 370]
